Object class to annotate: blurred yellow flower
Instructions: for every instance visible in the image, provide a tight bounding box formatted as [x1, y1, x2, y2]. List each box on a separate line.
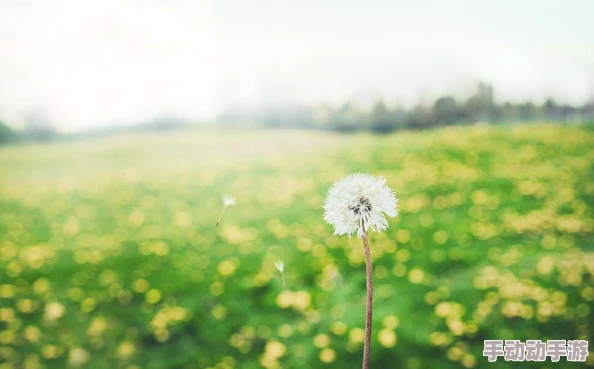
[68, 348, 89, 366]
[145, 289, 162, 304]
[349, 328, 364, 343]
[319, 348, 336, 363]
[313, 334, 330, 348]
[44, 302, 65, 322]
[378, 329, 397, 347]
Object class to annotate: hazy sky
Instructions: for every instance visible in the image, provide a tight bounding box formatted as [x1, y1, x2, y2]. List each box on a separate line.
[1, 0, 593, 131]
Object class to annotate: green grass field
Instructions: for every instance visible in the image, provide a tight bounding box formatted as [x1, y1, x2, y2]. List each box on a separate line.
[1, 124, 593, 369]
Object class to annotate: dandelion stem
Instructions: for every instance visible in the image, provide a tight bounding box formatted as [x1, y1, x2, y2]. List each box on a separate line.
[215, 206, 227, 228]
[281, 273, 286, 288]
[361, 233, 373, 369]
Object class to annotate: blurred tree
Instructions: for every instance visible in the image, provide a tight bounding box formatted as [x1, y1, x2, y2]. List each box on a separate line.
[406, 103, 435, 130]
[543, 98, 558, 120]
[369, 100, 397, 133]
[465, 82, 494, 122]
[500, 101, 517, 122]
[0, 120, 19, 145]
[217, 80, 592, 133]
[558, 104, 577, 121]
[433, 96, 461, 125]
[517, 101, 537, 121]
[23, 109, 57, 142]
[392, 107, 407, 129]
[331, 102, 363, 132]
[582, 96, 594, 122]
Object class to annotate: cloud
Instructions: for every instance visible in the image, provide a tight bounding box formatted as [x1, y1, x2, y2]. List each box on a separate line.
[0, 0, 220, 130]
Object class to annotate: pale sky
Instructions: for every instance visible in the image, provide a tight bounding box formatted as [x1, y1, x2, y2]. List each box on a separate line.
[0, 0, 593, 131]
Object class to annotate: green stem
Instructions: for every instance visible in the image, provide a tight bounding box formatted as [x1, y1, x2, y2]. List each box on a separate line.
[215, 206, 227, 227]
[362, 233, 373, 369]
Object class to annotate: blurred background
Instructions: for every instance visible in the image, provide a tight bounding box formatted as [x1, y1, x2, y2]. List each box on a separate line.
[0, 1, 593, 368]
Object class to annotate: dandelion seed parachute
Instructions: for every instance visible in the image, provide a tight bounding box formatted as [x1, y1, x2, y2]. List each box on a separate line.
[216, 194, 236, 227]
[275, 260, 286, 288]
[274, 261, 284, 273]
[222, 195, 236, 206]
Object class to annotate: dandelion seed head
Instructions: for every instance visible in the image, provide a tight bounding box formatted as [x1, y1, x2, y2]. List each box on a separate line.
[274, 261, 284, 273]
[323, 173, 398, 238]
[222, 195, 236, 206]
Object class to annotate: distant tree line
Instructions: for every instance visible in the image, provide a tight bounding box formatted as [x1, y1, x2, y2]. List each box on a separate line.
[0, 116, 191, 146]
[217, 82, 594, 133]
[0, 120, 20, 145]
[0, 109, 59, 146]
[1, 82, 594, 146]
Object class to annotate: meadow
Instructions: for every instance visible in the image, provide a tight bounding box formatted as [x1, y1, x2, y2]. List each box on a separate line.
[0, 123, 593, 369]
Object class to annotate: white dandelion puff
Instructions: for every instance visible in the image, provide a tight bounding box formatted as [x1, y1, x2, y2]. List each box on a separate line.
[222, 195, 236, 206]
[323, 173, 398, 238]
[274, 260, 285, 287]
[274, 260, 284, 273]
[216, 194, 236, 227]
[323, 173, 399, 369]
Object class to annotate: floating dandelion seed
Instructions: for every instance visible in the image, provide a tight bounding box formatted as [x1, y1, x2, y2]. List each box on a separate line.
[222, 195, 236, 207]
[275, 261, 285, 288]
[323, 173, 398, 369]
[274, 260, 284, 273]
[215, 195, 235, 227]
